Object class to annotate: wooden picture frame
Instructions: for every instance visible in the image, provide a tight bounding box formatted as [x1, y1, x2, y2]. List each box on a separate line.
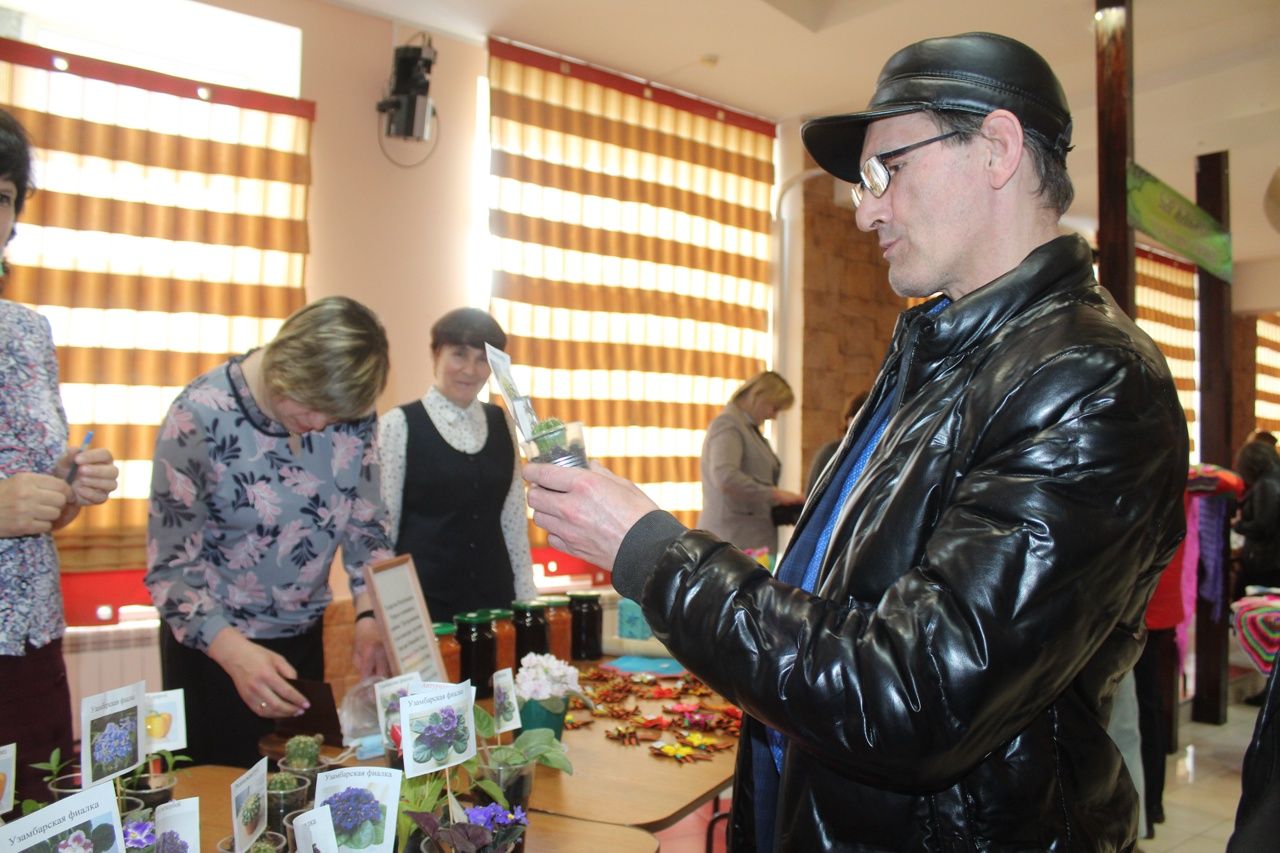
[363, 554, 447, 682]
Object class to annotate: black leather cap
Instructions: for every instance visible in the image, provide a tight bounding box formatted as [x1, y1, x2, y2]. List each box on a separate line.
[802, 32, 1073, 184]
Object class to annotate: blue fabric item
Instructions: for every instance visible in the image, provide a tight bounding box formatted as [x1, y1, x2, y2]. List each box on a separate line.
[1198, 494, 1230, 620]
[766, 396, 893, 776]
[750, 727, 781, 850]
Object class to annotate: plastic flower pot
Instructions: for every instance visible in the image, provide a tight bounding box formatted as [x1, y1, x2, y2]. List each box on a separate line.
[517, 698, 567, 740]
[266, 775, 310, 835]
[475, 760, 536, 815]
[275, 756, 334, 798]
[217, 831, 286, 853]
[282, 809, 308, 853]
[117, 795, 145, 819]
[47, 770, 84, 801]
[521, 420, 587, 468]
[120, 772, 178, 809]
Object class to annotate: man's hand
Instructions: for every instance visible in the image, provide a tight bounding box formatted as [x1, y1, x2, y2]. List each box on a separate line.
[353, 616, 390, 678]
[63, 447, 119, 507]
[523, 460, 658, 570]
[0, 473, 74, 537]
[207, 628, 311, 718]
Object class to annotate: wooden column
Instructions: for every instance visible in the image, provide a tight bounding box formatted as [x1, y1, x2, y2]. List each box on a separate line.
[1094, 0, 1135, 317]
[1192, 151, 1233, 724]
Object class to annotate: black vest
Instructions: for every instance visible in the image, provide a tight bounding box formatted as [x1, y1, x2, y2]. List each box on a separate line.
[396, 401, 516, 623]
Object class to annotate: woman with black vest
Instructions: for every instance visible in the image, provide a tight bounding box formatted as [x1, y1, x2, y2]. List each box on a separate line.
[378, 308, 537, 623]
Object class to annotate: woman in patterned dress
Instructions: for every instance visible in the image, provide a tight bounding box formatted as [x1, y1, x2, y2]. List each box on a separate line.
[0, 108, 119, 807]
[146, 296, 395, 766]
[378, 308, 537, 623]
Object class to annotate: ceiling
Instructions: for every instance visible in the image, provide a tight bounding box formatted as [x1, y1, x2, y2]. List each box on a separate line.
[336, 0, 1279, 267]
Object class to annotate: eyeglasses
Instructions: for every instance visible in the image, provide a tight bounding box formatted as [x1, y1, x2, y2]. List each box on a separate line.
[850, 130, 961, 208]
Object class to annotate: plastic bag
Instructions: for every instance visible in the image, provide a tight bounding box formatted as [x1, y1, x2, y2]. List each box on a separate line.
[339, 675, 386, 759]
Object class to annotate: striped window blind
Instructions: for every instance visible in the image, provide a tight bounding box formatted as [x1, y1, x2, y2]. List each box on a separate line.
[0, 37, 313, 572]
[486, 39, 776, 538]
[1135, 248, 1200, 462]
[1257, 314, 1280, 433]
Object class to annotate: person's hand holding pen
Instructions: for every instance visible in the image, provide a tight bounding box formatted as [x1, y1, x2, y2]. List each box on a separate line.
[59, 431, 120, 508]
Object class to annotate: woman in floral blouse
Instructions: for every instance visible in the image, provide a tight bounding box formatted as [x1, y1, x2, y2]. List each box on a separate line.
[0, 108, 119, 808]
[146, 296, 395, 766]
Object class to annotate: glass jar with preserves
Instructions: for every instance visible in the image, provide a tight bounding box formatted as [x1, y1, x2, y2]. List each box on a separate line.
[454, 611, 496, 698]
[486, 608, 517, 673]
[568, 591, 604, 660]
[511, 599, 550, 667]
[433, 621, 461, 682]
[538, 595, 573, 661]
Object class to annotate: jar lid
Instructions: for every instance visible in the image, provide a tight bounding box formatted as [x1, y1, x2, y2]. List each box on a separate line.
[454, 611, 492, 625]
[433, 622, 456, 636]
[511, 599, 548, 611]
[484, 608, 514, 620]
[567, 591, 603, 600]
[537, 595, 571, 606]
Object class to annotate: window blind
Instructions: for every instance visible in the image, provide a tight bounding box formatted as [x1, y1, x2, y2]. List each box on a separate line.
[487, 39, 776, 538]
[1135, 247, 1200, 462]
[0, 37, 314, 571]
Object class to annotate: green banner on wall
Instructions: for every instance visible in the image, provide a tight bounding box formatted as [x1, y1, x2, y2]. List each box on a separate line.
[1127, 162, 1232, 282]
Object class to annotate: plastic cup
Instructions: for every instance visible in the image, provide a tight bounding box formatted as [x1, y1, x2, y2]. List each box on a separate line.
[217, 831, 286, 853]
[521, 420, 588, 468]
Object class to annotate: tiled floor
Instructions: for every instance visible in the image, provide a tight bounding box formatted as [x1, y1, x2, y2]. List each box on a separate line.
[652, 699, 1261, 852]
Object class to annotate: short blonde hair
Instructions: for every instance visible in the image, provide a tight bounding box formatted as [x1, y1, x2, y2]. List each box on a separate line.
[262, 296, 389, 421]
[730, 370, 795, 410]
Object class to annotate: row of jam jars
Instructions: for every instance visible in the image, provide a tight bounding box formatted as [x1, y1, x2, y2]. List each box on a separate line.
[453, 611, 496, 698]
[538, 595, 573, 661]
[568, 590, 604, 660]
[511, 599, 550, 668]
[485, 608, 517, 673]
[432, 621, 462, 682]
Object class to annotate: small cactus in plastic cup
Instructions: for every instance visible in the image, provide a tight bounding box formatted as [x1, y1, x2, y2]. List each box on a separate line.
[523, 419, 587, 468]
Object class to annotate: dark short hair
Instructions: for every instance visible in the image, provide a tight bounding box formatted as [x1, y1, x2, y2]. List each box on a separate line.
[0, 108, 33, 219]
[430, 307, 507, 353]
[1235, 439, 1279, 486]
[927, 109, 1075, 217]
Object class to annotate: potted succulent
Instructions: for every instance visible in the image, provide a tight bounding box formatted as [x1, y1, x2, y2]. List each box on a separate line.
[239, 791, 263, 834]
[265, 772, 310, 835]
[277, 734, 332, 792]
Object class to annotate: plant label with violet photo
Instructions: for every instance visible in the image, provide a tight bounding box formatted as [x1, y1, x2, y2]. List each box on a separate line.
[373, 673, 425, 750]
[3, 782, 124, 853]
[311, 767, 401, 853]
[399, 683, 477, 779]
[490, 669, 522, 735]
[81, 681, 146, 786]
[154, 797, 201, 853]
[229, 758, 268, 852]
[291, 804, 339, 853]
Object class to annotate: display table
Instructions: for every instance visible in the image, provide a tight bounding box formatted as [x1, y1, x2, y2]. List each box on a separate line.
[176, 765, 657, 853]
[528, 691, 736, 831]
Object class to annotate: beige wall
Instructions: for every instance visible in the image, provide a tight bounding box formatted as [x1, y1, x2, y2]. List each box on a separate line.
[205, 0, 485, 412]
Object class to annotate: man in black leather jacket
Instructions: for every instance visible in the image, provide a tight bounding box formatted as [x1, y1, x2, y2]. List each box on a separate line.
[525, 32, 1187, 851]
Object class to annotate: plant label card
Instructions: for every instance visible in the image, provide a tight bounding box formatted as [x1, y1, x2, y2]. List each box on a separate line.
[363, 555, 446, 682]
[2, 781, 123, 853]
[485, 343, 538, 440]
[143, 690, 187, 753]
[0, 742, 14, 816]
[229, 758, 268, 852]
[400, 682, 477, 779]
[374, 673, 426, 749]
[491, 669, 521, 735]
[155, 797, 200, 853]
[311, 767, 401, 853]
[80, 680, 146, 786]
[291, 804, 338, 853]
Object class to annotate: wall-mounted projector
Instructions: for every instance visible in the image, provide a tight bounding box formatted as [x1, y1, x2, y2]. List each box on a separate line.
[376, 42, 437, 140]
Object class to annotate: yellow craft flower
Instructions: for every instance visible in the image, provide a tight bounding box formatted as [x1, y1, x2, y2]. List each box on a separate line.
[661, 744, 695, 758]
[684, 733, 718, 748]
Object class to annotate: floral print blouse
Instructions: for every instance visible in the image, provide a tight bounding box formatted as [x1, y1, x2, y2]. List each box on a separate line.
[0, 301, 70, 655]
[146, 352, 394, 652]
